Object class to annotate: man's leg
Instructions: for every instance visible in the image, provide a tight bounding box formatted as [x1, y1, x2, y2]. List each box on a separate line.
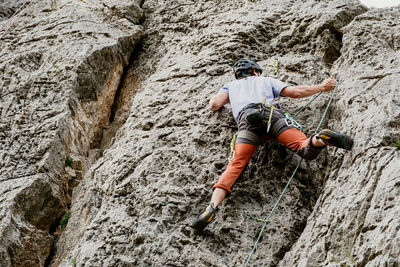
[193, 142, 258, 231]
[276, 128, 325, 160]
[211, 143, 258, 206]
[276, 128, 353, 160]
[210, 188, 227, 209]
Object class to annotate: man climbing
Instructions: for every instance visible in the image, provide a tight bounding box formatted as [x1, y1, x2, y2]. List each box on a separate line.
[193, 58, 353, 232]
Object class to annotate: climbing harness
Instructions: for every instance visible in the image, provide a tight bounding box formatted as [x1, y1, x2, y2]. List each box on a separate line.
[241, 99, 277, 135]
[244, 83, 338, 267]
[229, 92, 322, 161]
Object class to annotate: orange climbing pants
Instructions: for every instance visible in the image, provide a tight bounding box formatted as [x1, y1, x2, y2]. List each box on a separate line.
[212, 128, 314, 194]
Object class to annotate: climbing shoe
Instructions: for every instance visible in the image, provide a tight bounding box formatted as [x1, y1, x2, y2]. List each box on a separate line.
[192, 203, 216, 232]
[317, 129, 353, 150]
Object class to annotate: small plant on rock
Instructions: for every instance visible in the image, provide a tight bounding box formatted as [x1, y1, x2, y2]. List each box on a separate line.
[60, 211, 71, 227]
[331, 242, 355, 266]
[65, 156, 73, 167]
[395, 139, 400, 148]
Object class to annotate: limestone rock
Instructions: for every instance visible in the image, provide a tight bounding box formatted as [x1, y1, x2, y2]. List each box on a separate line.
[52, 0, 368, 266]
[2, 0, 400, 266]
[280, 7, 400, 266]
[0, 0, 142, 265]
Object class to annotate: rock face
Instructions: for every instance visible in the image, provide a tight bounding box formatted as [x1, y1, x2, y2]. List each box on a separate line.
[0, 0, 399, 266]
[280, 7, 400, 266]
[0, 0, 142, 266]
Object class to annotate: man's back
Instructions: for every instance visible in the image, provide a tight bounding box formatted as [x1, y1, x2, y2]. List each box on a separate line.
[220, 76, 287, 121]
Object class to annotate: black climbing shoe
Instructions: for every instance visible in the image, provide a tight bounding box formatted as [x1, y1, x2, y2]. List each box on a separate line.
[193, 203, 216, 232]
[317, 129, 353, 150]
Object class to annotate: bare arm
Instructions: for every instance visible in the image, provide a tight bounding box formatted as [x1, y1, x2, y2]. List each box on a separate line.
[280, 77, 336, 98]
[209, 92, 229, 111]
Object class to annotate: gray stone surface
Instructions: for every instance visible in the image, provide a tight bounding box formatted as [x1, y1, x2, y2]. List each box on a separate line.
[280, 7, 400, 266]
[1, 0, 399, 266]
[0, 0, 142, 266]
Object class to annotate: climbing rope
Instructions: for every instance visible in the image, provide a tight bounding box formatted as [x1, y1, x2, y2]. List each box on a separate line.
[0, 0, 35, 41]
[244, 83, 338, 267]
[292, 92, 322, 118]
[283, 90, 325, 130]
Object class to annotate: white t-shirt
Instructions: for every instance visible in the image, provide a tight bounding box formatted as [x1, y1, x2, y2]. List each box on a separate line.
[219, 76, 288, 122]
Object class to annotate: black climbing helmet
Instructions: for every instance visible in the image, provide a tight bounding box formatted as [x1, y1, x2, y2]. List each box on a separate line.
[233, 58, 262, 79]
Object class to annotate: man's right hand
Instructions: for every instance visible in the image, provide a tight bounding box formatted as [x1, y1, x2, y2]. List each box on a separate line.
[209, 92, 229, 111]
[320, 77, 336, 92]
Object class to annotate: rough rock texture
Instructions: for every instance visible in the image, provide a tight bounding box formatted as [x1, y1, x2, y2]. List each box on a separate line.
[52, 0, 368, 266]
[280, 7, 400, 266]
[0, 0, 142, 266]
[1, 0, 399, 266]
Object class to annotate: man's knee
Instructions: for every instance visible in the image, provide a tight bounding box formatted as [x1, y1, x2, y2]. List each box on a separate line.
[276, 128, 308, 151]
[212, 143, 257, 193]
[212, 182, 232, 194]
[277, 129, 325, 160]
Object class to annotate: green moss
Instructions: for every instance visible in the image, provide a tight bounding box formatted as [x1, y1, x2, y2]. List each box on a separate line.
[65, 156, 73, 167]
[60, 211, 71, 227]
[339, 242, 355, 263]
[395, 140, 400, 148]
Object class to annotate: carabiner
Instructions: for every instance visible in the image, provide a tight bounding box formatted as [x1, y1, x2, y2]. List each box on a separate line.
[284, 113, 304, 129]
[284, 113, 293, 127]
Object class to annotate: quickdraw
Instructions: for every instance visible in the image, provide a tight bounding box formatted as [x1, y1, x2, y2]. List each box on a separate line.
[273, 58, 279, 78]
[260, 97, 274, 133]
[228, 133, 238, 161]
[243, 211, 270, 224]
[284, 112, 305, 130]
